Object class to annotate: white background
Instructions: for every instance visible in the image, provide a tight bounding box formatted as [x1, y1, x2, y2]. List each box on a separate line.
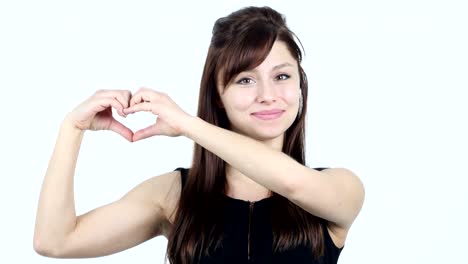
[1, 0, 467, 263]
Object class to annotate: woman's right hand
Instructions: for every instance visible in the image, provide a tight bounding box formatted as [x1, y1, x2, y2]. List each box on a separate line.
[64, 89, 134, 142]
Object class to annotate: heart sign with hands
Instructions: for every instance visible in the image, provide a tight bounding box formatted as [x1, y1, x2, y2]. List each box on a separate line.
[65, 87, 193, 142]
[123, 87, 193, 141]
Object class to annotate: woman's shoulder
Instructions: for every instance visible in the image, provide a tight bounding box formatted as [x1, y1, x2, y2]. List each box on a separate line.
[141, 168, 184, 237]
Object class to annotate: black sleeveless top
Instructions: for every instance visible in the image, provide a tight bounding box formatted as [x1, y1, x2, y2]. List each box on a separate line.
[174, 167, 344, 264]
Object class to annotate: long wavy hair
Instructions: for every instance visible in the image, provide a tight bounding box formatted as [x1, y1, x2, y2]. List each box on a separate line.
[166, 6, 325, 264]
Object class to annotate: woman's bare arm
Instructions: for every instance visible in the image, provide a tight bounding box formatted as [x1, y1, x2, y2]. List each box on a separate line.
[33, 117, 175, 258]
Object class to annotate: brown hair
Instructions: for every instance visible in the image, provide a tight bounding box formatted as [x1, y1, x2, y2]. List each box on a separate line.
[166, 6, 324, 264]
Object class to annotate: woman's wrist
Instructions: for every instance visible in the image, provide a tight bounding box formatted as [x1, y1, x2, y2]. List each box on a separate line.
[61, 114, 85, 135]
[181, 115, 202, 139]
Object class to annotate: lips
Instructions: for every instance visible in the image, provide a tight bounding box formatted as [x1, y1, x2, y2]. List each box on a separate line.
[251, 109, 285, 120]
[252, 109, 284, 115]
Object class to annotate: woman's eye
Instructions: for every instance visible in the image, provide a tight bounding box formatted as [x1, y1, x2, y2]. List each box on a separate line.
[236, 78, 254, 85]
[276, 74, 290, 81]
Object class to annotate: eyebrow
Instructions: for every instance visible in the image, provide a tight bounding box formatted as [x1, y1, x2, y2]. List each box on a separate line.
[243, 62, 294, 73]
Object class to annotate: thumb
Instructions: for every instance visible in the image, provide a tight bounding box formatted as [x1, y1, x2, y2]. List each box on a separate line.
[132, 123, 162, 142]
[107, 118, 134, 142]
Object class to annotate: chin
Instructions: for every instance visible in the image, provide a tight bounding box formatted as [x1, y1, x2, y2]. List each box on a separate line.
[248, 128, 287, 142]
[231, 115, 294, 140]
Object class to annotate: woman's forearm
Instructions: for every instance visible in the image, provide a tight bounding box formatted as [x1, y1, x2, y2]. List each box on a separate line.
[33, 116, 85, 253]
[183, 116, 302, 198]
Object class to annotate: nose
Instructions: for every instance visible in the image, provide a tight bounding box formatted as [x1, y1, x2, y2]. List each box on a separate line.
[255, 80, 278, 104]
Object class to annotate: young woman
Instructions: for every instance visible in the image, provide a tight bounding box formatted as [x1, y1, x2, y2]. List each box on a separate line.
[34, 6, 365, 264]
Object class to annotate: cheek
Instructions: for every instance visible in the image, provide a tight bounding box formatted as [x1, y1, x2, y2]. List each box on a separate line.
[283, 88, 300, 104]
[230, 93, 256, 111]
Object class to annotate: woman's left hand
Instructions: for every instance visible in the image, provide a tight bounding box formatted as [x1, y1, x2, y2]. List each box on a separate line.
[122, 87, 193, 142]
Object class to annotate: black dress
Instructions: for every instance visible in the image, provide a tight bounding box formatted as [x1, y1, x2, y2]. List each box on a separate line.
[173, 167, 344, 264]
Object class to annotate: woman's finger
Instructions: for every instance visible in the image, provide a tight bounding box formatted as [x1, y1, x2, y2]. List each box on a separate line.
[129, 88, 167, 108]
[93, 98, 125, 117]
[123, 102, 156, 115]
[113, 90, 132, 110]
[107, 118, 134, 142]
[129, 89, 152, 108]
[132, 123, 160, 142]
[94, 90, 132, 114]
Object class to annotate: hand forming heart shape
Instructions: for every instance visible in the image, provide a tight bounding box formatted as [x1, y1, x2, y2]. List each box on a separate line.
[67, 87, 194, 142]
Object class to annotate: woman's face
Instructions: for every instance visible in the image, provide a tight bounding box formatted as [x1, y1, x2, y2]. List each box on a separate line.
[217, 40, 301, 143]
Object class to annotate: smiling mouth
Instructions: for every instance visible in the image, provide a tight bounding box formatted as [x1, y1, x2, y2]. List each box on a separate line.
[251, 111, 284, 120]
